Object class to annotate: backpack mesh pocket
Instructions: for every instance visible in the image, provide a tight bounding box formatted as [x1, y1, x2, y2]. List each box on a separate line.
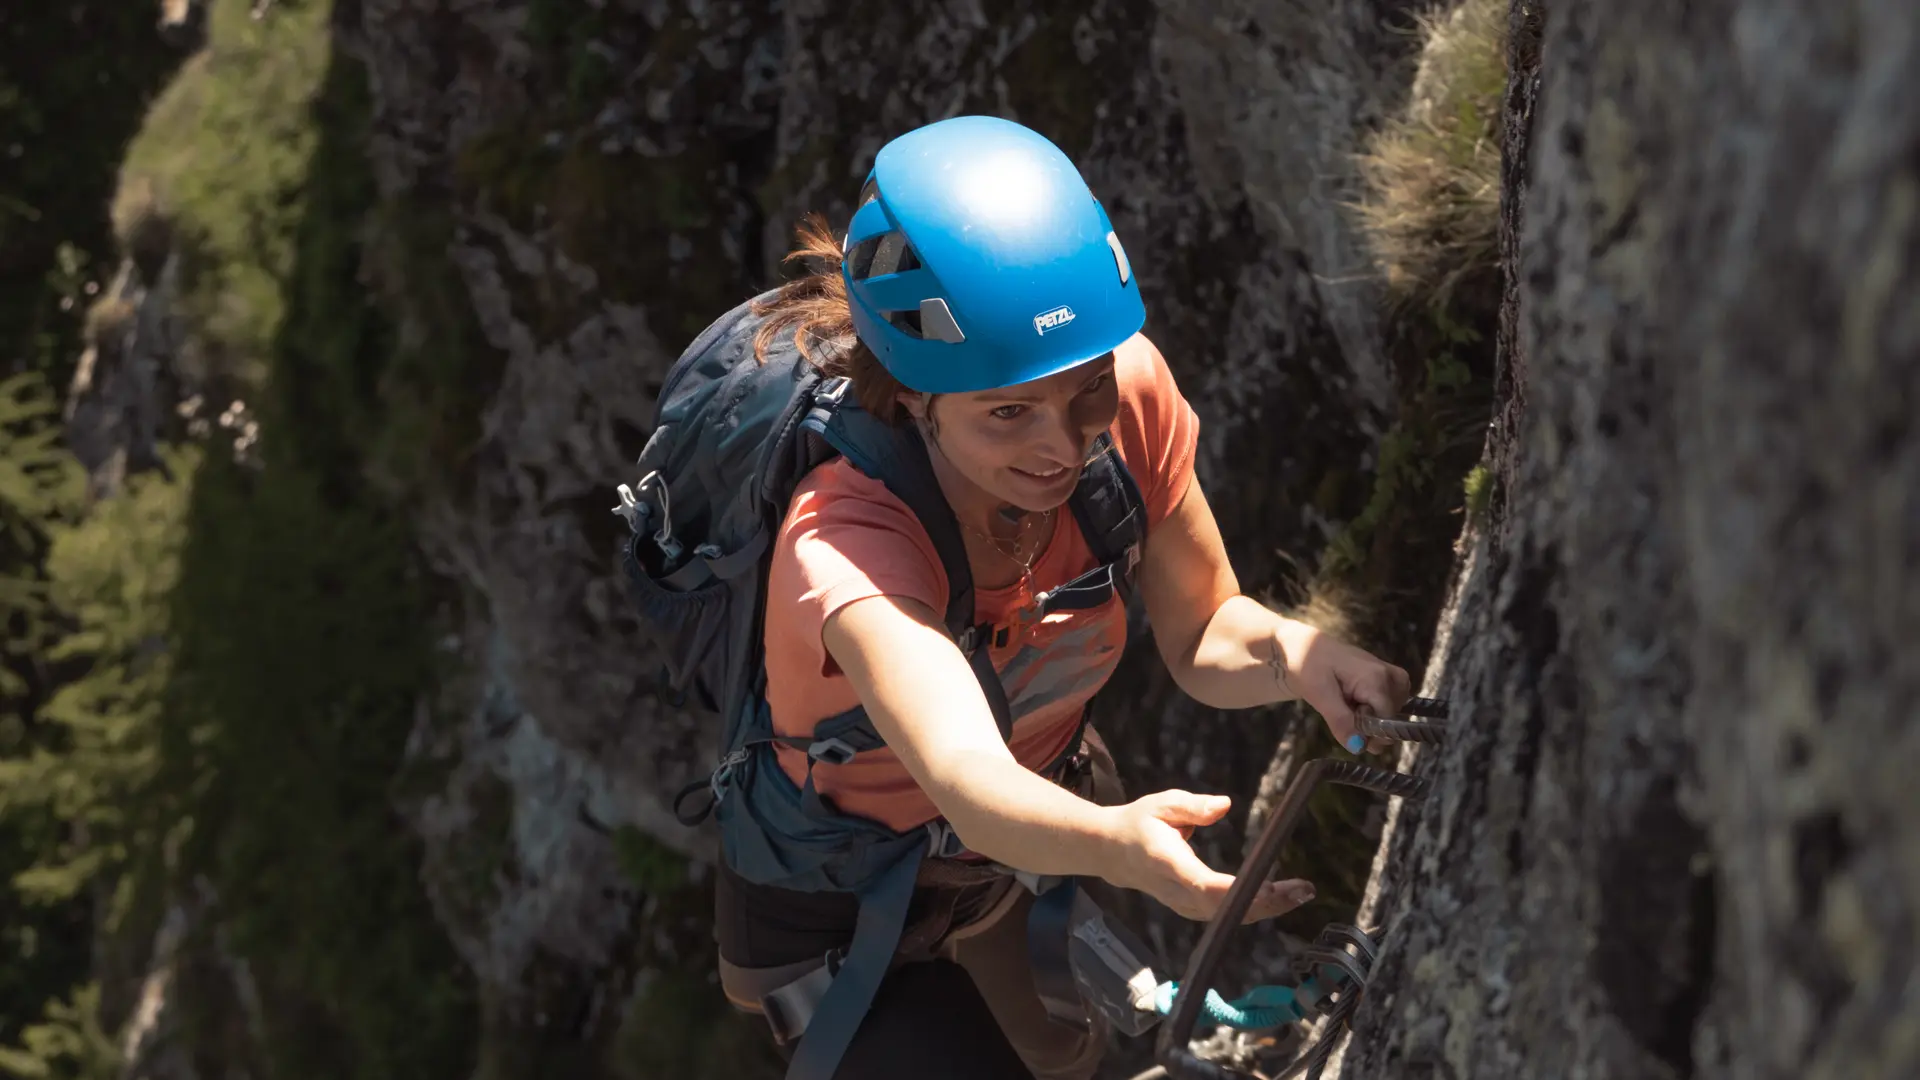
[620, 530, 739, 714]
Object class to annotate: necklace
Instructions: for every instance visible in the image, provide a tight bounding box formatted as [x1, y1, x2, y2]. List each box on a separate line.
[957, 507, 1056, 628]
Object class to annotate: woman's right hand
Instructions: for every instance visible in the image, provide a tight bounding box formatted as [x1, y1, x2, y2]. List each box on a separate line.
[1101, 789, 1316, 924]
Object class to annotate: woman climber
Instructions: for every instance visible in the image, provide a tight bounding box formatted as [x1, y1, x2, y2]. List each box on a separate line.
[662, 114, 1414, 1080]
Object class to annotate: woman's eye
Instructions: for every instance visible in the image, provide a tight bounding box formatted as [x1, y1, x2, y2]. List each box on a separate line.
[1080, 373, 1111, 395]
[991, 404, 1026, 420]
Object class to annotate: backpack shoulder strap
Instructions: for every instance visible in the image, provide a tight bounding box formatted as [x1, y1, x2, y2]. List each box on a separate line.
[800, 379, 1014, 741]
[1068, 431, 1147, 588]
[1011, 432, 1147, 627]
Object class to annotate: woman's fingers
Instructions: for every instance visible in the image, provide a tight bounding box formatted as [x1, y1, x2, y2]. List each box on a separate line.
[1152, 837, 1315, 924]
[1165, 876, 1315, 924]
[1342, 661, 1421, 755]
[1302, 671, 1362, 752]
[1241, 878, 1316, 923]
[1391, 664, 1414, 703]
[1144, 789, 1233, 829]
[1351, 671, 1405, 731]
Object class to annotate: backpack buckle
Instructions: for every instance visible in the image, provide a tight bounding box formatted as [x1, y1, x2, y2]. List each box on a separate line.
[816, 376, 851, 405]
[807, 737, 858, 766]
[759, 951, 842, 1045]
[926, 820, 969, 860]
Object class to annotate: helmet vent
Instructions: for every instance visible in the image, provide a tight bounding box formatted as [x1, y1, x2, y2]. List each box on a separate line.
[847, 235, 878, 279]
[886, 308, 923, 338]
[1106, 231, 1131, 285]
[869, 231, 908, 277]
[847, 230, 919, 281]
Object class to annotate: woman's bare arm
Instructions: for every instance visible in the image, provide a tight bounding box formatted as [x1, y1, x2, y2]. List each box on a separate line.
[822, 589, 1320, 923]
[821, 593, 1125, 877]
[1137, 478, 1413, 748]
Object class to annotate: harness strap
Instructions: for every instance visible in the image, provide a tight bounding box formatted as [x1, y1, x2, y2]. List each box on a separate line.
[736, 713, 1104, 1055]
[762, 957, 840, 1045]
[967, 631, 1015, 740]
[782, 845, 924, 1080]
[1027, 877, 1093, 1031]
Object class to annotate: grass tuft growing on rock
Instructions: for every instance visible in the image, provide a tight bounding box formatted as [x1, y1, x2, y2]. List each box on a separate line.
[1353, 0, 1507, 305]
[1270, 0, 1508, 932]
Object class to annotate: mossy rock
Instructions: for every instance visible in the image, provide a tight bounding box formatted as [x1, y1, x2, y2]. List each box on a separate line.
[117, 0, 337, 387]
[454, 127, 741, 344]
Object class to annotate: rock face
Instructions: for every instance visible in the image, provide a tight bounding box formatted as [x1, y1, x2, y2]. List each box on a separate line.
[335, 0, 1436, 1059]
[64, 251, 190, 502]
[53, 0, 1914, 1076]
[1334, 3, 1918, 1079]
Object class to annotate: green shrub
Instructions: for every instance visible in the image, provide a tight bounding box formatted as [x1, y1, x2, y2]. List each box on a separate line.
[0, 0, 188, 1053]
[1463, 463, 1493, 524]
[0, 375, 83, 705]
[5, 447, 196, 915]
[0, 983, 118, 1080]
[0, 374, 91, 1055]
[118, 0, 335, 387]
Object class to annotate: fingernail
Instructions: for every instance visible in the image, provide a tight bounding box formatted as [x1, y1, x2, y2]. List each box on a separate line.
[1346, 735, 1364, 752]
[1292, 883, 1316, 903]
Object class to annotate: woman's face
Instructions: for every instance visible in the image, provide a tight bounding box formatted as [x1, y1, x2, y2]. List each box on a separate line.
[903, 354, 1121, 514]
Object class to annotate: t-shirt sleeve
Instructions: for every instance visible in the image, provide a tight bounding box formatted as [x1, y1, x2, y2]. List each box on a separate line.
[765, 469, 949, 678]
[1111, 334, 1202, 529]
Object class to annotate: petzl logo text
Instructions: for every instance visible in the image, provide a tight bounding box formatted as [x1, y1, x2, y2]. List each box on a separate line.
[1033, 305, 1077, 335]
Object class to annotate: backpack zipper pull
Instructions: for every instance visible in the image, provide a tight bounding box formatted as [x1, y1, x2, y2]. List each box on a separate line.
[613, 484, 650, 534]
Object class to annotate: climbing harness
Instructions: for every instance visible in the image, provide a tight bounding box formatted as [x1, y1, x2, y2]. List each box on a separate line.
[1147, 696, 1453, 1080]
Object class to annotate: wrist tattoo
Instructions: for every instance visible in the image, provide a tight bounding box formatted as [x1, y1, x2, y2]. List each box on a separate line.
[1266, 635, 1291, 695]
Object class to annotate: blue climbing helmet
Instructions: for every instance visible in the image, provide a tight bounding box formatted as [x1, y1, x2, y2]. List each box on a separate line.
[841, 115, 1146, 394]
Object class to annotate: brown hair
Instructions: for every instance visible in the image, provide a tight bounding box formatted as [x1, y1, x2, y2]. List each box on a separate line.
[750, 212, 914, 425]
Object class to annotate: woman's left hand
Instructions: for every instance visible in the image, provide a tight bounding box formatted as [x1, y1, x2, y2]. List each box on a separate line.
[1280, 624, 1415, 754]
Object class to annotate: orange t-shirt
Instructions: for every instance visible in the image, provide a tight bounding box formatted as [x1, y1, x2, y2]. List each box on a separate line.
[761, 333, 1201, 832]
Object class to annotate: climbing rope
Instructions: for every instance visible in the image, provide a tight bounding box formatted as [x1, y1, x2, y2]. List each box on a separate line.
[1151, 978, 1309, 1031]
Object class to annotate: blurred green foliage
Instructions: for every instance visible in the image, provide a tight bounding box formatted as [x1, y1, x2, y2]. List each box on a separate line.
[1, 1, 478, 1075]
[0, 0, 190, 1059]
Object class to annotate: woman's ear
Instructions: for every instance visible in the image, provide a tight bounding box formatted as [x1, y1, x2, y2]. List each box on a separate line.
[900, 391, 930, 422]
